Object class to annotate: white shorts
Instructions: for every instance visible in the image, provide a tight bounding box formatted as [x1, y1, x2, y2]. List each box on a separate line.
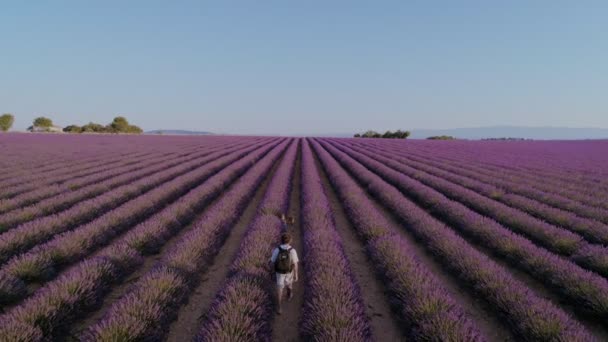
[276, 272, 294, 288]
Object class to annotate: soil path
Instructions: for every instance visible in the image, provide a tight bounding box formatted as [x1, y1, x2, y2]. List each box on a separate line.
[339, 143, 608, 339]
[62, 145, 278, 341]
[365, 185, 515, 341]
[271, 145, 303, 342]
[165, 151, 285, 342]
[312, 149, 404, 341]
[328, 141, 608, 340]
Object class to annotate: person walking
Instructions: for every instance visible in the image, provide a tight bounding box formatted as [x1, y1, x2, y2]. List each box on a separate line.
[270, 232, 299, 315]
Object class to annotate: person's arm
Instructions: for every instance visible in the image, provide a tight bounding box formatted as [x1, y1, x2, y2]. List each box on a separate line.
[269, 248, 277, 272]
[293, 262, 299, 282]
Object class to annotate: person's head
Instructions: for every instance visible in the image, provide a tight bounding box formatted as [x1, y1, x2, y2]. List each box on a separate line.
[281, 232, 292, 245]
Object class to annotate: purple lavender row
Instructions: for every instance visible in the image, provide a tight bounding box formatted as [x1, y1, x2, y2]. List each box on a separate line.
[0, 134, 225, 180]
[0, 135, 248, 198]
[380, 142, 608, 220]
[0, 148, 190, 214]
[0, 139, 234, 219]
[311, 140, 484, 341]
[436, 144, 608, 192]
[0, 149, 158, 199]
[327, 140, 608, 319]
[0, 145, 148, 187]
[342, 141, 608, 276]
[378, 145, 608, 225]
[0, 134, 206, 183]
[391, 139, 608, 187]
[0, 139, 278, 305]
[296, 140, 370, 341]
[0, 141, 79, 178]
[0, 139, 262, 265]
[198, 140, 298, 338]
[0, 139, 286, 340]
[317, 139, 595, 341]
[391, 141, 608, 210]
[0, 140, 238, 231]
[361, 143, 608, 246]
[197, 140, 299, 341]
[0, 149, 128, 188]
[371, 139, 608, 196]
[83, 140, 289, 341]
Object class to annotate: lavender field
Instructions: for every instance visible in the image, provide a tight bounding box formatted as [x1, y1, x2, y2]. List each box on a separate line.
[0, 134, 607, 341]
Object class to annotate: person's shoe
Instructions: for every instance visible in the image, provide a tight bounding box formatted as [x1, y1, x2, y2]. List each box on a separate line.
[276, 307, 282, 315]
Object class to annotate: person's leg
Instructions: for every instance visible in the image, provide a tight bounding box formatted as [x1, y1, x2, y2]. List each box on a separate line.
[286, 285, 293, 300]
[276, 273, 284, 314]
[277, 286, 285, 314]
[285, 271, 294, 300]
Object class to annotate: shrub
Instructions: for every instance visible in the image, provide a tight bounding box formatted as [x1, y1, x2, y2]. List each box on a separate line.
[0, 113, 15, 132]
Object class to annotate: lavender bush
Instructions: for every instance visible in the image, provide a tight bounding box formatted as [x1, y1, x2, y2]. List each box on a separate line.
[82, 140, 289, 341]
[318, 139, 594, 341]
[311, 139, 484, 341]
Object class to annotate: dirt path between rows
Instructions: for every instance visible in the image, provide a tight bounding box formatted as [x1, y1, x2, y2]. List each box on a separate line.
[271, 145, 303, 342]
[336, 142, 608, 339]
[328, 141, 608, 340]
[312, 149, 404, 341]
[366, 189, 515, 341]
[62, 145, 278, 341]
[165, 151, 285, 342]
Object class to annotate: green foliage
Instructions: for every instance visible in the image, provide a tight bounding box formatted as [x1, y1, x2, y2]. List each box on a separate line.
[65, 116, 142, 134]
[427, 135, 456, 140]
[110, 116, 130, 132]
[33, 117, 53, 128]
[354, 129, 411, 139]
[0, 113, 15, 132]
[81, 122, 107, 133]
[125, 125, 143, 134]
[361, 130, 382, 138]
[63, 125, 82, 133]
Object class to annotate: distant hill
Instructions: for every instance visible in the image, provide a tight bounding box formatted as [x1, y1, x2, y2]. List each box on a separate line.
[146, 130, 213, 135]
[408, 126, 608, 140]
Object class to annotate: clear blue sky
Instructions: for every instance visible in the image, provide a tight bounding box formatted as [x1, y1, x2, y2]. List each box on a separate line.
[1, 1, 607, 135]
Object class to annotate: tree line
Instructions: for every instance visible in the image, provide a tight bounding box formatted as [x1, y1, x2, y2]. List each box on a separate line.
[354, 130, 411, 139]
[426, 135, 456, 140]
[62, 117, 143, 134]
[0, 114, 142, 134]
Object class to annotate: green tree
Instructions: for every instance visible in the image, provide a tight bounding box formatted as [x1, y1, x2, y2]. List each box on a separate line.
[33, 117, 53, 127]
[382, 130, 394, 138]
[82, 122, 107, 133]
[126, 125, 143, 134]
[63, 125, 83, 133]
[110, 116, 130, 132]
[394, 129, 411, 139]
[108, 116, 142, 134]
[0, 113, 15, 132]
[353, 133, 361, 138]
[362, 130, 381, 138]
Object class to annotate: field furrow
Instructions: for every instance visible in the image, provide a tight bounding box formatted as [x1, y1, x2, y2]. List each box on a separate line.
[1, 134, 607, 341]
[0, 139, 278, 306]
[317, 139, 598, 341]
[340, 141, 608, 277]
[326, 141, 608, 322]
[0, 139, 264, 265]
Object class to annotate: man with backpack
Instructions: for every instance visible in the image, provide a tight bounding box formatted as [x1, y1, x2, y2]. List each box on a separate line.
[270, 232, 299, 314]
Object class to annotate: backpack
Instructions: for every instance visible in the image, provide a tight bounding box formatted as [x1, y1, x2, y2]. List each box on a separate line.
[274, 246, 293, 274]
